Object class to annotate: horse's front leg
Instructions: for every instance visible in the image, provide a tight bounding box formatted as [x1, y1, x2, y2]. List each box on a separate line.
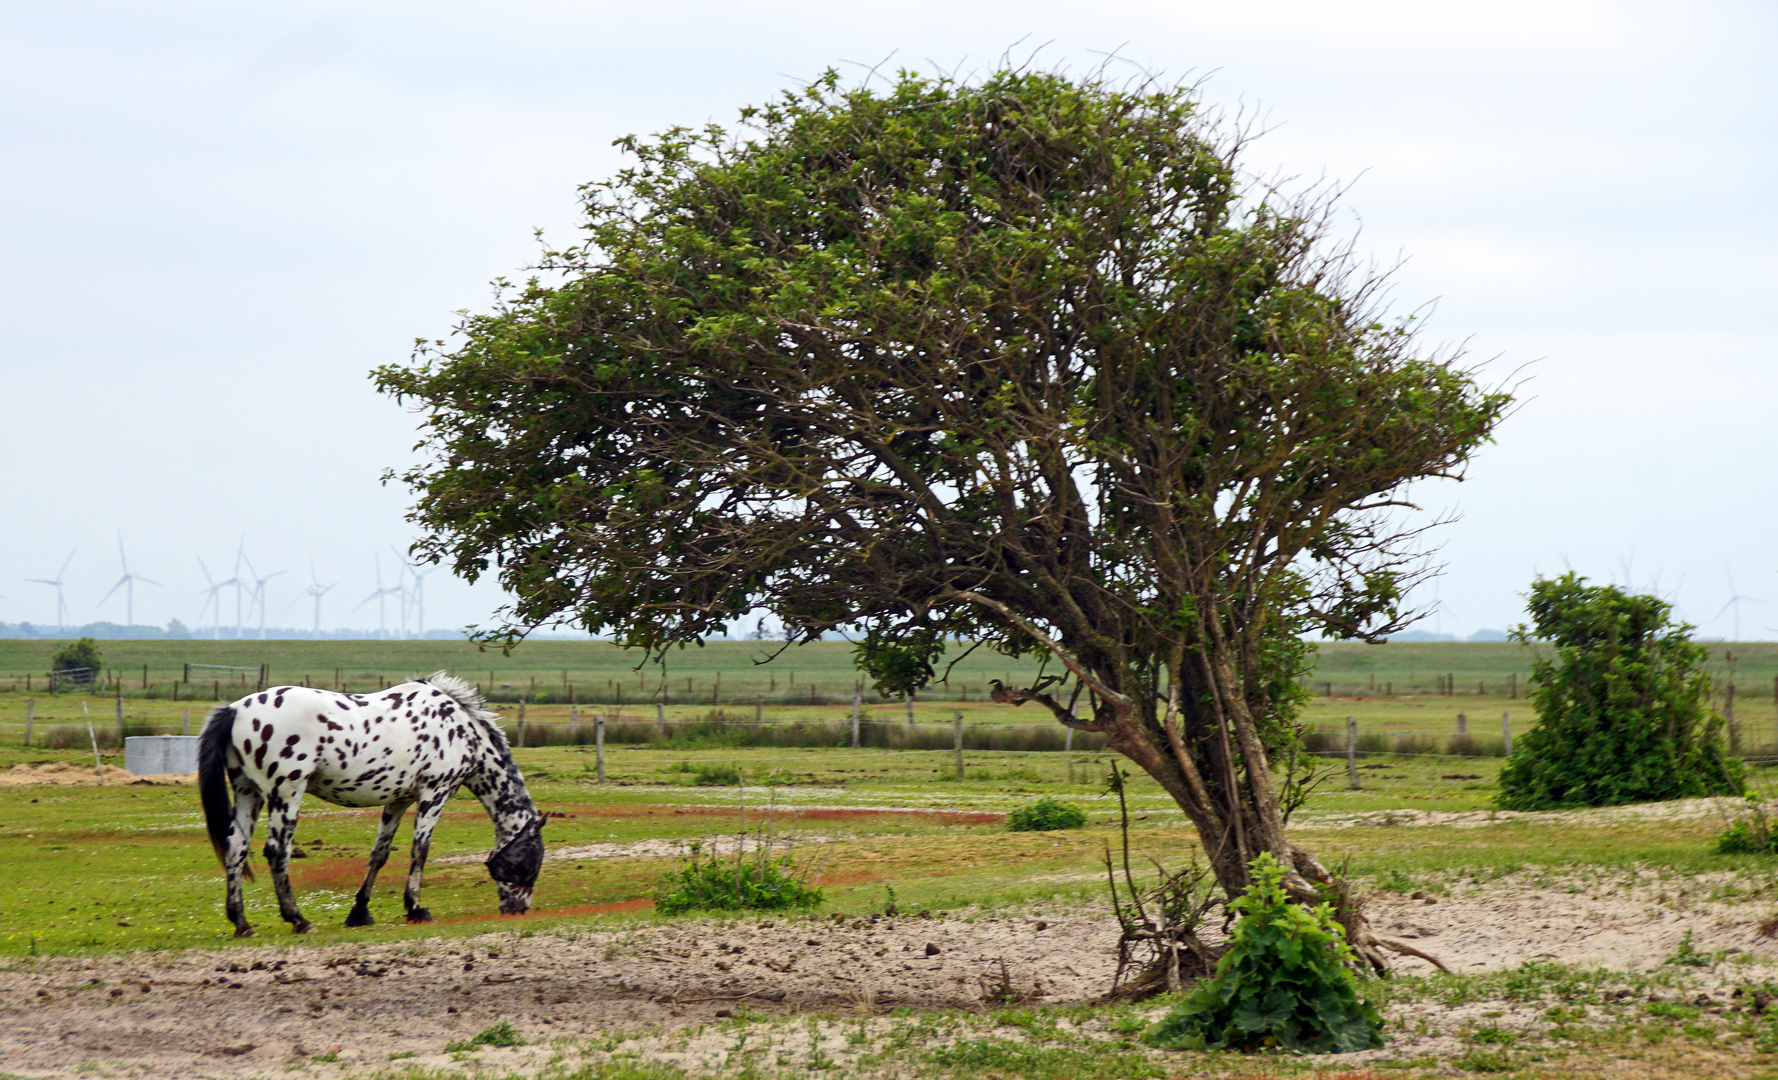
[224, 786, 263, 938]
[262, 778, 313, 934]
[346, 799, 412, 927]
[401, 787, 454, 924]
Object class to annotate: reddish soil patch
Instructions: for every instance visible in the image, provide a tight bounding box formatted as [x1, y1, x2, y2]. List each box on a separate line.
[291, 857, 375, 892]
[535, 803, 1005, 826]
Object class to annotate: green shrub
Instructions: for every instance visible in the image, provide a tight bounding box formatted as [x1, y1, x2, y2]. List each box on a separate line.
[1716, 799, 1778, 854]
[654, 842, 824, 915]
[1145, 851, 1383, 1054]
[1497, 574, 1743, 810]
[1007, 797, 1088, 832]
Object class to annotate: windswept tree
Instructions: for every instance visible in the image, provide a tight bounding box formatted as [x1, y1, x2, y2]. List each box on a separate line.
[376, 67, 1509, 971]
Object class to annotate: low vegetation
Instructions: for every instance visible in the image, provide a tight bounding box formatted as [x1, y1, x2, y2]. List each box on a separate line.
[1006, 797, 1088, 832]
[1145, 852, 1384, 1053]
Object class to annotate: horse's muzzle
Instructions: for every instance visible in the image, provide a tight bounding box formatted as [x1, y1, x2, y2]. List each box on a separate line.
[496, 882, 533, 915]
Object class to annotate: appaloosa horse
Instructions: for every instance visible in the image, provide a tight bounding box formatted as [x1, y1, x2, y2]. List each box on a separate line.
[197, 672, 543, 937]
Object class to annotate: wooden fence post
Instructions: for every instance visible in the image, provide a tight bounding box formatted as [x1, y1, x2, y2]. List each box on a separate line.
[569, 705, 579, 738]
[1345, 715, 1360, 789]
[1509, 672, 1517, 699]
[594, 714, 606, 784]
[1457, 711, 1467, 735]
[850, 684, 863, 748]
[954, 711, 965, 781]
[115, 683, 124, 740]
[655, 700, 665, 737]
[24, 699, 35, 747]
[713, 672, 720, 706]
[1502, 711, 1513, 756]
[1727, 679, 1740, 755]
[141, 664, 147, 690]
[905, 691, 915, 728]
[517, 701, 527, 748]
[182, 708, 191, 736]
[83, 703, 104, 786]
[755, 695, 763, 726]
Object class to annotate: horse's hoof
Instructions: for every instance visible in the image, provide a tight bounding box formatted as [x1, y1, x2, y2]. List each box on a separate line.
[344, 908, 374, 928]
[234, 926, 257, 939]
[405, 908, 433, 924]
[292, 920, 313, 934]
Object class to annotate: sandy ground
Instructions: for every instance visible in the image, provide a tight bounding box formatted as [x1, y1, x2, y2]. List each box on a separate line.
[3, 850, 1778, 1078]
[0, 763, 194, 787]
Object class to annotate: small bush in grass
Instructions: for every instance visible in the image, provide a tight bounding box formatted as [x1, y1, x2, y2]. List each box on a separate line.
[1145, 851, 1384, 1054]
[684, 762, 742, 786]
[1007, 797, 1087, 832]
[654, 841, 823, 915]
[1716, 798, 1778, 855]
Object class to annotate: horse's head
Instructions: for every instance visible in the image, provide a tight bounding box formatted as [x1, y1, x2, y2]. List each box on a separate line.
[485, 816, 544, 915]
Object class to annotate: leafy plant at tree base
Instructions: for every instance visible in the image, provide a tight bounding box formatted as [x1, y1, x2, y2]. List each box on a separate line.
[1145, 852, 1384, 1054]
[1007, 797, 1088, 832]
[654, 841, 824, 915]
[376, 65, 1508, 972]
[1497, 574, 1743, 811]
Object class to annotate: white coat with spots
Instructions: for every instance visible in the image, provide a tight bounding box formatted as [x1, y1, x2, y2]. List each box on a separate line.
[197, 672, 543, 937]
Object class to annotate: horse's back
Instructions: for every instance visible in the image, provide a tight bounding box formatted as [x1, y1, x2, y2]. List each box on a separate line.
[227, 681, 494, 808]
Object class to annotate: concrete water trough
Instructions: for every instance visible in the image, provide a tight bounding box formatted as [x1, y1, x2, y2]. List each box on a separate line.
[124, 735, 199, 776]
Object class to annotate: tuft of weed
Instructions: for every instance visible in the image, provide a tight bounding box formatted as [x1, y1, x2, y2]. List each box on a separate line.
[444, 1020, 523, 1051]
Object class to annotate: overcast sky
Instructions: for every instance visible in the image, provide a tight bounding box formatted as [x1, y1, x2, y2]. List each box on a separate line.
[3, 1, 1774, 640]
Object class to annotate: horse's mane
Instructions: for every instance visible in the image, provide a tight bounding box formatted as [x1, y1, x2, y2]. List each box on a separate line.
[420, 671, 508, 748]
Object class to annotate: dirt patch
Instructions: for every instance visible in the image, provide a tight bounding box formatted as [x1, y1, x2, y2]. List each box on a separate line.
[0, 909, 1112, 1078]
[0, 762, 194, 787]
[1306, 795, 1749, 831]
[4, 869, 1778, 1078]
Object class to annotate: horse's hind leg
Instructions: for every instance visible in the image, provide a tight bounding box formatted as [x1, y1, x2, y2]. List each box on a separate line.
[225, 787, 262, 938]
[345, 799, 412, 928]
[401, 786, 454, 924]
[261, 778, 313, 934]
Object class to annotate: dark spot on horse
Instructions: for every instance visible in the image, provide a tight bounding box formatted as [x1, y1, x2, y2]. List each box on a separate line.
[257, 693, 268, 705]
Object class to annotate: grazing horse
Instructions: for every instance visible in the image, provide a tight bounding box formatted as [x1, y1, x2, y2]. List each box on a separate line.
[197, 672, 543, 937]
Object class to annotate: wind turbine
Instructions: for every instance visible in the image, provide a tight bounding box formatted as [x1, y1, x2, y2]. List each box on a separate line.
[27, 549, 76, 628]
[237, 550, 284, 639]
[354, 555, 404, 639]
[196, 556, 240, 639]
[1715, 567, 1763, 642]
[391, 547, 436, 640]
[283, 561, 336, 636]
[100, 535, 161, 627]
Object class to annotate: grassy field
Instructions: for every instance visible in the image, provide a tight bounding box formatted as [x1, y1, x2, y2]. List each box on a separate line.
[6, 637, 1775, 701]
[6, 690, 1778, 1078]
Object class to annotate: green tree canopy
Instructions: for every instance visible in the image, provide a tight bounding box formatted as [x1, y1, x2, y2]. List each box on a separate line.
[1497, 573, 1742, 810]
[376, 67, 1509, 971]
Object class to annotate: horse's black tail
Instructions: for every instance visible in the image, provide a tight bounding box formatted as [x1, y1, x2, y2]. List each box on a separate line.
[197, 706, 248, 878]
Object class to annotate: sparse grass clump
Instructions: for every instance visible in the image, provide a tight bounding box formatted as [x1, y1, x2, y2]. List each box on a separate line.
[444, 1021, 523, 1051]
